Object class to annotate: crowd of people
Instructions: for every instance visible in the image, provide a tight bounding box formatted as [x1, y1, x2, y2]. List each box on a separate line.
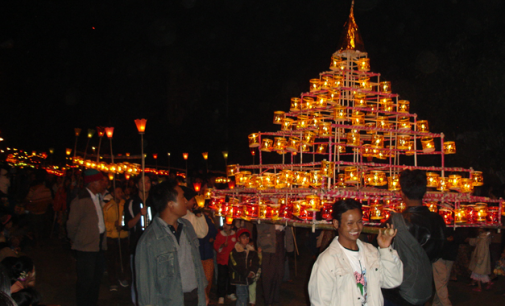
[0, 164, 505, 306]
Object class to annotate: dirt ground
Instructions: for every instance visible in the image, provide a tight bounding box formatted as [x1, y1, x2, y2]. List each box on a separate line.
[25, 230, 505, 306]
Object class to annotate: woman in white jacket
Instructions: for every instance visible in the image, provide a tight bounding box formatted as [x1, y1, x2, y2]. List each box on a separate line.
[308, 199, 403, 306]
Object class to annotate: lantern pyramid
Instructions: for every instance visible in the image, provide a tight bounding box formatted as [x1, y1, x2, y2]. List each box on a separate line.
[210, 4, 502, 229]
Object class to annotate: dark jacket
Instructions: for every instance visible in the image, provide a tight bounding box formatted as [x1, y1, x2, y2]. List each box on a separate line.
[199, 214, 218, 261]
[229, 243, 261, 286]
[124, 194, 154, 254]
[401, 206, 446, 262]
[67, 188, 107, 252]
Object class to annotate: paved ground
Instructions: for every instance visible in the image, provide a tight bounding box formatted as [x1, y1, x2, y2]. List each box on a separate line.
[24, 232, 505, 306]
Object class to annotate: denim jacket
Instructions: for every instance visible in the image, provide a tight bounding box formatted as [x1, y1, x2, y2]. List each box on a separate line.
[135, 217, 207, 306]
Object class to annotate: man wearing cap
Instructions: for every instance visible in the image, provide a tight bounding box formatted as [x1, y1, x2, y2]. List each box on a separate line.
[67, 169, 108, 306]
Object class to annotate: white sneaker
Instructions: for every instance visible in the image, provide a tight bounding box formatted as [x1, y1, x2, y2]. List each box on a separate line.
[226, 293, 237, 301]
[218, 297, 225, 304]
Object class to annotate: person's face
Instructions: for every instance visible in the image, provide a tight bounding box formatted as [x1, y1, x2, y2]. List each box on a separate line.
[186, 197, 196, 210]
[100, 177, 109, 192]
[115, 187, 124, 200]
[333, 208, 363, 248]
[137, 176, 151, 193]
[223, 223, 232, 233]
[169, 186, 187, 217]
[239, 234, 250, 246]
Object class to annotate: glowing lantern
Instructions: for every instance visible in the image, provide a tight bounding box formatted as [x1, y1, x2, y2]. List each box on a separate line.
[354, 93, 367, 107]
[357, 58, 370, 71]
[309, 79, 320, 92]
[424, 202, 438, 213]
[416, 120, 429, 133]
[346, 130, 360, 146]
[286, 137, 300, 152]
[487, 206, 499, 224]
[379, 81, 391, 93]
[320, 160, 335, 177]
[306, 195, 321, 211]
[309, 170, 323, 187]
[398, 100, 410, 113]
[426, 172, 440, 188]
[193, 182, 201, 192]
[204, 188, 213, 199]
[202, 152, 208, 160]
[328, 89, 341, 104]
[134, 119, 147, 134]
[460, 178, 474, 193]
[359, 76, 372, 90]
[395, 201, 407, 213]
[333, 75, 344, 87]
[226, 164, 239, 177]
[421, 137, 435, 153]
[330, 55, 342, 70]
[439, 208, 453, 225]
[370, 202, 384, 221]
[388, 174, 400, 191]
[437, 177, 449, 191]
[248, 133, 260, 147]
[293, 171, 309, 187]
[195, 195, 205, 208]
[97, 127, 105, 137]
[398, 117, 411, 130]
[302, 131, 316, 146]
[281, 118, 293, 131]
[87, 129, 95, 138]
[321, 201, 334, 220]
[454, 208, 467, 223]
[152, 153, 158, 160]
[228, 181, 236, 190]
[235, 171, 251, 186]
[471, 171, 484, 186]
[334, 106, 347, 121]
[182, 153, 189, 160]
[448, 175, 462, 190]
[316, 144, 328, 154]
[443, 141, 456, 154]
[74, 128, 82, 137]
[296, 115, 310, 129]
[367, 171, 387, 186]
[315, 94, 328, 108]
[377, 116, 390, 129]
[344, 167, 359, 184]
[260, 138, 273, 152]
[320, 76, 333, 89]
[273, 111, 285, 124]
[290, 97, 301, 111]
[475, 203, 487, 222]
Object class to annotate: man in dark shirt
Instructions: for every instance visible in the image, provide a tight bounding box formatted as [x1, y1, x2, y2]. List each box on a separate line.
[384, 169, 446, 306]
[123, 175, 152, 305]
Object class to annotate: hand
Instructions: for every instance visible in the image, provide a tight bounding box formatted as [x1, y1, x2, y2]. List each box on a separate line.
[140, 206, 147, 216]
[247, 271, 255, 278]
[377, 224, 397, 249]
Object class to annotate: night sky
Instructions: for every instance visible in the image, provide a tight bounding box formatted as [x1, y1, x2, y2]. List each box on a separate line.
[1, 0, 505, 179]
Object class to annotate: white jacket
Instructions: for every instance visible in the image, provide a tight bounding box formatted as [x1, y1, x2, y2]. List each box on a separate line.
[308, 238, 403, 306]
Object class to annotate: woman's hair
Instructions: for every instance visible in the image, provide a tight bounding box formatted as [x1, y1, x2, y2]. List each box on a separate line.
[12, 287, 41, 306]
[0, 291, 17, 306]
[1, 256, 33, 284]
[331, 198, 362, 224]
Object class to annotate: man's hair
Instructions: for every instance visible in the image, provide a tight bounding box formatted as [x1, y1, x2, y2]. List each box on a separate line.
[400, 169, 427, 200]
[331, 198, 362, 224]
[150, 180, 178, 214]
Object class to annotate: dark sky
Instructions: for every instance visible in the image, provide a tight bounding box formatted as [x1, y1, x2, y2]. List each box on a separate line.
[1, 0, 505, 175]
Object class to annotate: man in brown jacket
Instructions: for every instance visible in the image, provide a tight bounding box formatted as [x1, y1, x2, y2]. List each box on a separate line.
[67, 169, 108, 306]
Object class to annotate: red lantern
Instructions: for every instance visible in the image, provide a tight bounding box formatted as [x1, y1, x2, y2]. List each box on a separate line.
[193, 182, 201, 192]
[153, 153, 158, 159]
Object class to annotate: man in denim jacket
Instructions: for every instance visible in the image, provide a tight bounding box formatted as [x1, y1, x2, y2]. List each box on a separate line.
[135, 181, 208, 306]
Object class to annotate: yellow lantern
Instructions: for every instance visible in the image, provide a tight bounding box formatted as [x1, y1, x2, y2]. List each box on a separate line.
[354, 93, 367, 107]
[448, 174, 461, 190]
[437, 177, 449, 191]
[379, 81, 391, 93]
[235, 171, 251, 186]
[371, 134, 385, 148]
[359, 76, 372, 90]
[273, 111, 285, 124]
[475, 203, 487, 222]
[301, 97, 314, 110]
[421, 137, 435, 153]
[443, 141, 456, 154]
[274, 173, 287, 189]
[398, 100, 410, 113]
[333, 75, 344, 87]
[306, 195, 321, 211]
[336, 143, 346, 153]
[471, 171, 484, 186]
[405, 141, 416, 156]
[346, 130, 360, 146]
[309, 170, 323, 187]
[388, 174, 400, 191]
[370, 202, 384, 220]
[293, 171, 309, 187]
[273, 137, 287, 153]
[380, 98, 394, 113]
[367, 170, 387, 186]
[330, 55, 342, 70]
[321, 160, 335, 177]
[290, 97, 301, 111]
[195, 195, 206, 208]
[334, 106, 347, 121]
[315, 94, 328, 108]
[397, 134, 411, 150]
[318, 122, 332, 136]
[454, 208, 467, 223]
[226, 164, 239, 177]
[260, 138, 273, 152]
[424, 202, 438, 213]
[327, 89, 341, 104]
[398, 117, 411, 130]
[344, 167, 359, 184]
[357, 58, 370, 71]
[416, 120, 429, 132]
[377, 116, 390, 129]
[248, 133, 260, 147]
[321, 76, 333, 90]
[316, 143, 328, 154]
[286, 137, 300, 152]
[460, 178, 474, 193]
[296, 115, 310, 130]
[281, 118, 293, 131]
[426, 172, 440, 188]
[309, 79, 320, 92]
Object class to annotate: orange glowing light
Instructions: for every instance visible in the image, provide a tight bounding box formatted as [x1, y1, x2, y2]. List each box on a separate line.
[202, 152, 208, 160]
[193, 182, 201, 192]
[153, 153, 158, 159]
[97, 127, 105, 137]
[134, 119, 147, 134]
[183, 153, 189, 160]
[105, 127, 114, 139]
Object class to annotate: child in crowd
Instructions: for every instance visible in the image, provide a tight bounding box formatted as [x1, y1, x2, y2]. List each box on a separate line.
[469, 228, 492, 292]
[214, 222, 237, 304]
[228, 228, 261, 306]
[493, 248, 505, 276]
